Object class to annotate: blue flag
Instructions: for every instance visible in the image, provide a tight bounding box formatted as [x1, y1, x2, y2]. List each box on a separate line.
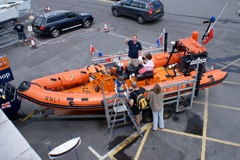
[156, 39, 161, 48]
[98, 51, 103, 57]
[156, 33, 163, 48]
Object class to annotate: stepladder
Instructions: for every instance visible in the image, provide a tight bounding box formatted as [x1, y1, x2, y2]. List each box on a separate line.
[105, 94, 143, 142]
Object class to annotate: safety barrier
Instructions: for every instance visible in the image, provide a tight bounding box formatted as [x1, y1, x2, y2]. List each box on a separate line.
[0, 29, 18, 50]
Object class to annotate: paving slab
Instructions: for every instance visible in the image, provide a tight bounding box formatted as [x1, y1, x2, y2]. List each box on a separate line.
[207, 106, 240, 144]
[222, 66, 240, 83]
[140, 131, 202, 160]
[165, 103, 204, 136]
[205, 141, 240, 160]
[208, 84, 239, 109]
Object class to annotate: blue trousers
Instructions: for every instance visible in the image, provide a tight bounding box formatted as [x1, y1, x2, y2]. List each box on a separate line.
[152, 108, 164, 130]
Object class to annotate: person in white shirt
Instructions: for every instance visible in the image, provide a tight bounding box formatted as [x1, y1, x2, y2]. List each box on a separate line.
[138, 53, 154, 74]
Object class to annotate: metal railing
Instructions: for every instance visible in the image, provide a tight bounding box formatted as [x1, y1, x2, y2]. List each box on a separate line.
[0, 32, 18, 49]
[91, 46, 165, 65]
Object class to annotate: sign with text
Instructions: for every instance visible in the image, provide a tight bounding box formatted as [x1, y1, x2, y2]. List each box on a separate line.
[0, 56, 14, 84]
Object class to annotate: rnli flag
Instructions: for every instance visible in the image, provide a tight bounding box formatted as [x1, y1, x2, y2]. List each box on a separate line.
[156, 33, 163, 48]
[90, 44, 95, 56]
[202, 27, 214, 45]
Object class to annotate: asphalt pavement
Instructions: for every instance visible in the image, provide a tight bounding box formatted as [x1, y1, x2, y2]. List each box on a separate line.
[0, 0, 239, 159]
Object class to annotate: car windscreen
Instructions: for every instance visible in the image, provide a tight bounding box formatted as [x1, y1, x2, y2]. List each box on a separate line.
[150, 1, 163, 10]
[33, 17, 44, 26]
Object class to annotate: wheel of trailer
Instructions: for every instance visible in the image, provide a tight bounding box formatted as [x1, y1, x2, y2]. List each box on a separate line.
[174, 102, 188, 113]
[164, 105, 173, 119]
[142, 108, 152, 123]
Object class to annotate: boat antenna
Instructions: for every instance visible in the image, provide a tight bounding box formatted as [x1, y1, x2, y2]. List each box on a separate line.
[212, 2, 229, 28]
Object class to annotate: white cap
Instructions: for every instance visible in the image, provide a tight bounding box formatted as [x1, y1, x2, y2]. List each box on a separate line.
[171, 41, 176, 46]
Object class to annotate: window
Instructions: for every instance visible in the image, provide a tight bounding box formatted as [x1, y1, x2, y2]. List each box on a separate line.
[34, 17, 44, 25]
[55, 14, 68, 21]
[123, 0, 131, 6]
[150, 1, 163, 10]
[66, 12, 77, 19]
[46, 17, 55, 24]
[139, 2, 146, 9]
[130, 1, 139, 8]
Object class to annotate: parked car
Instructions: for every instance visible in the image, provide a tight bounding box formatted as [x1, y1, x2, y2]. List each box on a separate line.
[32, 10, 94, 38]
[111, 0, 164, 24]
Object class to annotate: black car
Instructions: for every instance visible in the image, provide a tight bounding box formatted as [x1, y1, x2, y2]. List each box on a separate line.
[111, 0, 164, 24]
[32, 10, 94, 38]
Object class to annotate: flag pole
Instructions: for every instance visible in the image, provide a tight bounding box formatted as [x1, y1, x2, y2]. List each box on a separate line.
[201, 19, 214, 41]
[90, 44, 92, 58]
[162, 28, 165, 50]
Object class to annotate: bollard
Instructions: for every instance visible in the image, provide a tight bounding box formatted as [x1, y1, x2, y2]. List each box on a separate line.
[192, 31, 199, 42]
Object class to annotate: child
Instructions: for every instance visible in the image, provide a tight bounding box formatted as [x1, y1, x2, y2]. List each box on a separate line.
[138, 53, 154, 74]
[114, 76, 129, 100]
[115, 76, 129, 93]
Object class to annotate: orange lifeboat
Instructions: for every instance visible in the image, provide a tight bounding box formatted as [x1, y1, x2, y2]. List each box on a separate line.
[17, 37, 227, 113]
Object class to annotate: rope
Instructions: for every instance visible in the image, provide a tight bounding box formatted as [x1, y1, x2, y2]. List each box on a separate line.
[32, 28, 102, 45]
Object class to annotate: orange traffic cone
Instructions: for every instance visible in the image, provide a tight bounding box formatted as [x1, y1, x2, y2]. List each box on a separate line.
[103, 22, 109, 32]
[30, 36, 37, 49]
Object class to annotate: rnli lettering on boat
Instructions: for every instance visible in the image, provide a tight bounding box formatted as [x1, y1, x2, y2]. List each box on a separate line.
[45, 96, 60, 103]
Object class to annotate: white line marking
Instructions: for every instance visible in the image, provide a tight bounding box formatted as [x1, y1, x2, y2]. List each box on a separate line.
[221, 58, 240, 70]
[88, 146, 102, 159]
[223, 81, 240, 85]
[100, 0, 114, 3]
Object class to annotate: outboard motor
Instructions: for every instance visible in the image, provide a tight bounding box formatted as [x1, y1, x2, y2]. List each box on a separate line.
[179, 52, 208, 76]
[179, 54, 194, 76]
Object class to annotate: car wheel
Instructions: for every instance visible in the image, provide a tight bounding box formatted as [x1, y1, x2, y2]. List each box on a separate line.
[112, 8, 120, 17]
[137, 15, 145, 24]
[83, 19, 91, 28]
[51, 29, 60, 38]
